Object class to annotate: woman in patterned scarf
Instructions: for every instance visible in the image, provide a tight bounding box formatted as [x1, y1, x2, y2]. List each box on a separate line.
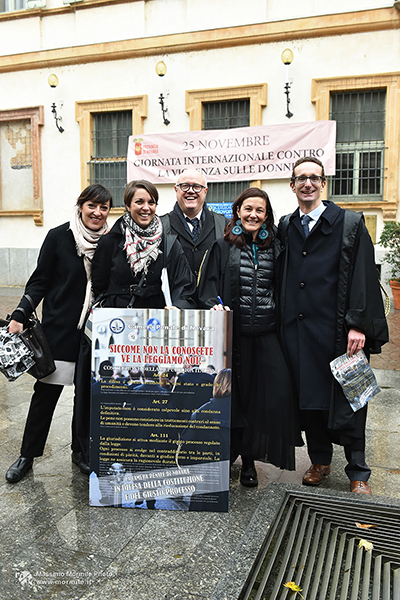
[92, 180, 195, 310]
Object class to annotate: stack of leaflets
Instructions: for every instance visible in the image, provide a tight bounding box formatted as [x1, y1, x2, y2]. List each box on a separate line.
[0, 326, 35, 381]
[330, 349, 380, 412]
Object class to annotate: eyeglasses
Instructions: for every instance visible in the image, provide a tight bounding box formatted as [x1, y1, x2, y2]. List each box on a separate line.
[293, 175, 325, 185]
[176, 183, 206, 193]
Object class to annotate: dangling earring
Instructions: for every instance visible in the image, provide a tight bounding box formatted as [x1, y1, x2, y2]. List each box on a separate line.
[232, 219, 243, 235]
[258, 222, 269, 240]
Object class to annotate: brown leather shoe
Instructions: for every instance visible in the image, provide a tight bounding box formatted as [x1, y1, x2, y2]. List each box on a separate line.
[302, 464, 331, 486]
[350, 480, 372, 495]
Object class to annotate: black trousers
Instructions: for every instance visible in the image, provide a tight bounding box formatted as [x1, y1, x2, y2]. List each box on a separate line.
[301, 408, 371, 482]
[71, 336, 91, 463]
[20, 358, 91, 461]
[21, 380, 64, 458]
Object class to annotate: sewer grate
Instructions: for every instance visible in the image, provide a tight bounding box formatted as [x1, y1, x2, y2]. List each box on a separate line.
[239, 491, 400, 600]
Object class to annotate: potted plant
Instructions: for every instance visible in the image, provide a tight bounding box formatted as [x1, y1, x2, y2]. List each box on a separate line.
[379, 220, 400, 309]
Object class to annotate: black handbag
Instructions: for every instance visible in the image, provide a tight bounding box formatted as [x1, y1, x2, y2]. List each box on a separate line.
[18, 295, 56, 380]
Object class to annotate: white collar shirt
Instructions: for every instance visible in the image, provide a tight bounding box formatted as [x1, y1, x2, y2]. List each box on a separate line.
[184, 209, 203, 232]
[299, 202, 327, 232]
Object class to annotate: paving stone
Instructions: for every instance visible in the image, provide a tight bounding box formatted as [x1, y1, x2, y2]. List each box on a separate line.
[0, 288, 399, 599]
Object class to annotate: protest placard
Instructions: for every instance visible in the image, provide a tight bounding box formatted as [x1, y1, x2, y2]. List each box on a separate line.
[90, 308, 232, 512]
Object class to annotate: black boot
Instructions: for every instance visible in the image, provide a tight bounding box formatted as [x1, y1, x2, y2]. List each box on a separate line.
[72, 452, 90, 475]
[240, 456, 258, 487]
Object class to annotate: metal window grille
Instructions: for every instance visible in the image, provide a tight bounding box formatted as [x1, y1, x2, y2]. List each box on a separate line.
[202, 100, 251, 203]
[329, 90, 386, 201]
[1, 0, 26, 10]
[88, 111, 132, 207]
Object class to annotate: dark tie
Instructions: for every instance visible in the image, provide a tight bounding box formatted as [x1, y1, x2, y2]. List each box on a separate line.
[301, 214, 312, 238]
[186, 217, 201, 243]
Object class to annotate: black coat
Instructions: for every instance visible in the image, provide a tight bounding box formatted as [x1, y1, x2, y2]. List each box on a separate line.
[12, 223, 88, 362]
[162, 203, 228, 280]
[197, 232, 302, 463]
[276, 202, 389, 436]
[92, 216, 196, 309]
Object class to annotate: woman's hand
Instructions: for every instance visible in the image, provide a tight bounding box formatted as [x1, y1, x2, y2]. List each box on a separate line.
[211, 304, 231, 311]
[164, 306, 179, 310]
[8, 320, 23, 334]
[347, 328, 366, 356]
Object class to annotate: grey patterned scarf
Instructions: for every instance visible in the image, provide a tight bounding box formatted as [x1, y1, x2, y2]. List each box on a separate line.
[121, 212, 163, 277]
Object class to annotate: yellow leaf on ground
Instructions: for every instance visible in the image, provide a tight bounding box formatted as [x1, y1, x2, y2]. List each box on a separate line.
[355, 522, 376, 529]
[358, 539, 374, 551]
[283, 581, 305, 598]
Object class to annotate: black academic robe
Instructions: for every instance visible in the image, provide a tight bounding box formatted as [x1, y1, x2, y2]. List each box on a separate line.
[276, 202, 388, 439]
[197, 234, 302, 462]
[162, 203, 228, 280]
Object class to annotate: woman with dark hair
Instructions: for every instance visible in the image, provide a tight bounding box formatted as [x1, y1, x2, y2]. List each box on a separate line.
[198, 188, 302, 487]
[6, 184, 113, 483]
[92, 179, 195, 308]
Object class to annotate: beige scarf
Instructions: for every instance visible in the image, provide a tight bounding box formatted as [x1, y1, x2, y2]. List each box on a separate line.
[70, 206, 109, 329]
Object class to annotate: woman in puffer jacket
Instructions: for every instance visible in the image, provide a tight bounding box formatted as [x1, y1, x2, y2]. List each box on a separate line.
[198, 187, 302, 487]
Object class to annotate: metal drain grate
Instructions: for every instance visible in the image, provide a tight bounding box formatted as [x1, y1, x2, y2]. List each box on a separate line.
[240, 491, 400, 600]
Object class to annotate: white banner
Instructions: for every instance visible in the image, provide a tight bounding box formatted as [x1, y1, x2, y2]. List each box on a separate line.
[127, 121, 336, 184]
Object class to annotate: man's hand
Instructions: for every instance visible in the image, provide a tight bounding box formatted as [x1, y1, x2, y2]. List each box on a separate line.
[347, 328, 365, 356]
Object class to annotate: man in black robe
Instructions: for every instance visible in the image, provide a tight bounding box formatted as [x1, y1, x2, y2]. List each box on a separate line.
[161, 169, 227, 297]
[277, 157, 388, 495]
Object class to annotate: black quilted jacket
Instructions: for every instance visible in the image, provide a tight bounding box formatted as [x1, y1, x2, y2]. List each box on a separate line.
[238, 238, 276, 335]
[198, 231, 278, 336]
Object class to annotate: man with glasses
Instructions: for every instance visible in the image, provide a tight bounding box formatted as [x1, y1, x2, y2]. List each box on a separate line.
[277, 156, 388, 495]
[162, 169, 227, 297]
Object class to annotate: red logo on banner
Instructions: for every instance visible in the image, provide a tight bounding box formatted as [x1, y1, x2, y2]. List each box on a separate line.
[133, 139, 143, 156]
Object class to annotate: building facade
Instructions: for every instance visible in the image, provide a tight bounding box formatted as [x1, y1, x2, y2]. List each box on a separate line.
[0, 0, 399, 288]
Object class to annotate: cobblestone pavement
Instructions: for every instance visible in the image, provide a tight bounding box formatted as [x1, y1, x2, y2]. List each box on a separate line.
[370, 307, 400, 370]
[0, 288, 399, 599]
[0, 288, 25, 321]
